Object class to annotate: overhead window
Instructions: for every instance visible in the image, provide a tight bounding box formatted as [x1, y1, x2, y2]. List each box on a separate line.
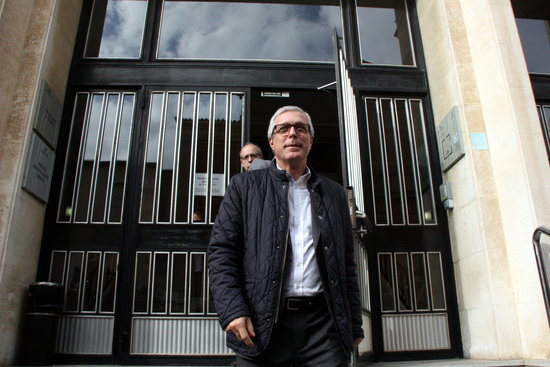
[157, 0, 342, 62]
[356, 0, 415, 66]
[84, 0, 148, 59]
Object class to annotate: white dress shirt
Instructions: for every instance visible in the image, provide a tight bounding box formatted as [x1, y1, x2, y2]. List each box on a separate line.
[281, 166, 323, 297]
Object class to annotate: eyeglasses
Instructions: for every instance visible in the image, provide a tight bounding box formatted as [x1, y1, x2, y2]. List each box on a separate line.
[272, 122, 311, 136]
[240, 153, 262, 161]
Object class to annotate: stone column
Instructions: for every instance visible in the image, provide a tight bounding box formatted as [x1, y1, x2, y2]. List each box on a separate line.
[416, 0, 550, 360]
[0, 0, 82, 365]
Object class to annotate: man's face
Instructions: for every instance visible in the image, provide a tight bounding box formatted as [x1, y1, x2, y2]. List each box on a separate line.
[268, 110, 313, 167]
[239, 144, 263, 171]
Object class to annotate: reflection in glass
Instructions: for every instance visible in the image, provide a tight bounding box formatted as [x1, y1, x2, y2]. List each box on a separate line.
[515, 18, 550, 74]
[189, 253, 205, 314]
[230, 94, 244, 178]
[133, 252, 151, 313]
[428, 252, 446, 310]
[109, 94, 135, 223]
[171, 253, 188, 314]
[92, 95, 119, 223]
[381, 99, 405, 225]
[365, 98, 389, 225]
[82, 252, 101, 312]
[409, 101, 436, 224]
[175, 93, 196, 223]
[210, 93, 227, 222]
[157, 1, 341, 62]
[49, 251, 67, 285]
[192, 93, 211, 223]
[395, 253, 412, 311]
[140, 93, 164, 222]
[84, 0, 148, 59]
[379, 253, 395, 312]
[152, 253, 169, 313]
[100, 252, 118, 313]
[65, 252, 84, 312]
[75, 94, 104, 222]
[58, 94, 88, 222]
[395, 99, 421, 224]
[157, 93, 179, 223]
[411, 253, 429, 311]
[356, 0, 414, 65]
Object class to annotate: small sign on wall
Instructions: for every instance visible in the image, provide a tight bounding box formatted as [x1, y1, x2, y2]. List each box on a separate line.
[436, 105, 465, 172]
[22, 133, 56, 203]
[33, 80, 62, 148]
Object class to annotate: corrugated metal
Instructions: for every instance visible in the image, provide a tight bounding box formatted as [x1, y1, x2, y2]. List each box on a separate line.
[55, 315, 114, 354]
[130, 317, 233, 355]
[382, 313, 450, 351]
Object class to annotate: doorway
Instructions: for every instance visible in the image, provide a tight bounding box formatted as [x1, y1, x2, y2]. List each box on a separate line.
[249, 88, 342, 183]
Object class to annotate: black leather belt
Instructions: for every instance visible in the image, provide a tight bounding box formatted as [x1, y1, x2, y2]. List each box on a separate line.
[284, 294, 324, 312]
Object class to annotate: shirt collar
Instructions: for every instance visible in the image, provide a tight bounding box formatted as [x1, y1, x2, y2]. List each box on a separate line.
[275, 162, 311, 185]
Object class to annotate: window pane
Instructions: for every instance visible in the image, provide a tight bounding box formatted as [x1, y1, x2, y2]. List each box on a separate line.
[75, 94, 105, 222]
[109, 93, 135, 223]
[189, 253, 205, 314]
[152, 253, 169, 313]
[157, 1, 341, 62]
[92, 94, 119, 223]
[357, 0, 414, 65]
[49, 251, 67, 284]
[365, 98, 389, 225]
[410, 100, 436, 224]
[58, 94, 88, 222]
[192, 93, 211, 223]
[229, 94, 244, 179]
[395, 253, 412, 311]
[82, 252, 101, 312]
[411, 253, 429, 311]
[379, 253, 395, 312]
[395, 100, 421, 224]
[84, 0, 148, 58]
[175, 93, 196, 223]
[171, 253, 187, 314]
[210, 93, 227, 222]
[428, 252, 446, 310]
[100, 252, 118, 313]
[157, 93, 179, 223]
[381, 99, 405, 225]
[133, 252, 151, 313]
[140, 93, 164, 222]
[65, 252, 84, 312]
[515, 19, 550, 74]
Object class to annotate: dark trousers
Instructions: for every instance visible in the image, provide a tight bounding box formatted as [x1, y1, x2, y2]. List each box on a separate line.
[236, 295, 348, 367]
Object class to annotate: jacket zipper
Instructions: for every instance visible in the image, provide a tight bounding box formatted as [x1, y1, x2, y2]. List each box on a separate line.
[274, 183, 291, 323]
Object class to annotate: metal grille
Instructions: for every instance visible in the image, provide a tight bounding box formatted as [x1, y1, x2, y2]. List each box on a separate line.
[382, 313, 450, 351]
[139, 91, 244, 224]
[130, 317, 231, 355]
[56, 315, 114, 355]
[364, 97, 437, 226]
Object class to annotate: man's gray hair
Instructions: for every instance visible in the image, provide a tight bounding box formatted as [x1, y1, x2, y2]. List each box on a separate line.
[267, 106, 315, 138]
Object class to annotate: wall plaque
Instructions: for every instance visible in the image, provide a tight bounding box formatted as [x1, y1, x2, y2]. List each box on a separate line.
[33, 80, 62, 148]
[436, 105, 465, 172]
[22, 133, 56, 203]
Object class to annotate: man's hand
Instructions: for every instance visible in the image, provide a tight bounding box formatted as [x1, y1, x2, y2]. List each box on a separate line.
[225, 316, 256, 347]
[352, 337, 363, 350]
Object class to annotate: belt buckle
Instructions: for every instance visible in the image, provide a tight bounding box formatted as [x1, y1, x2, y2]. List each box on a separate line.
[286, 298, 301, 311]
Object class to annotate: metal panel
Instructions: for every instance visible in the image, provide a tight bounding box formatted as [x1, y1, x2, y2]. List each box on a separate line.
[55, 315, 114, 355]
[130, 317, 232, 355]
[382, 313, 450, 352]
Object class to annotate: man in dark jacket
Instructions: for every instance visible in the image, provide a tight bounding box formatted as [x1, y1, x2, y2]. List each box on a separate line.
[208, 106, 363, 366]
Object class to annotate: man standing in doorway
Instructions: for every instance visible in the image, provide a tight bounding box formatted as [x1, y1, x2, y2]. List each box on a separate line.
[239, 143, 265, 171]
[208, 106, 363, 366]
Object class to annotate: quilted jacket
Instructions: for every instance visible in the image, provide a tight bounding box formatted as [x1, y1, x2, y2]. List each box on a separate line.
[208, 161, 364, 357]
